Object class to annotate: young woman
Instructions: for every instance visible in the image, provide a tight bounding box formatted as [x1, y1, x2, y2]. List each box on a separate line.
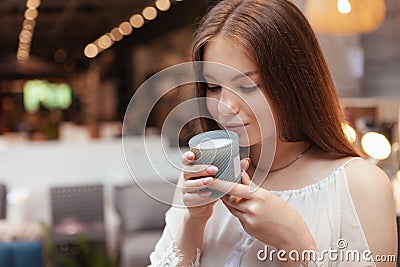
[149, 0, 397, 266]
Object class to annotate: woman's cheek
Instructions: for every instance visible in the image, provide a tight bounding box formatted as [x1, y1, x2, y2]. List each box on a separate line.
[205, 99, 219, 119]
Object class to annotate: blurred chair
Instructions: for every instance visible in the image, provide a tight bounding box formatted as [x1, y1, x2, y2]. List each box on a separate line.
[0, 184, 6, 219]
[49, 184, 106, 265]
[50, 184, 104, 226]
[114, 182, 175, 267]
[0, 241, 44, 267]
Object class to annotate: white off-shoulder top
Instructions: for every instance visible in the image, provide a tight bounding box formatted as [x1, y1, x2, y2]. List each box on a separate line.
[149, 158, 375, 266]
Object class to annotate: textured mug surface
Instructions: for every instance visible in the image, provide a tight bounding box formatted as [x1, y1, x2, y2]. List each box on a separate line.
[189, 130, 241, 198]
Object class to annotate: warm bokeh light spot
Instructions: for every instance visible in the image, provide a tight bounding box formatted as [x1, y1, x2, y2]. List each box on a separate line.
[19, 30, 32, 43]
[110, 28, 123, 41]
[84, 43, 99, 58]
[26, 0, 40, 8]
[156, 0, 171, 12]
[130, 14, 145, 28]
[142, 6, 157, 21]
[24, 8, 38, 20]
[342, 122, 357, 143]
[22, 19, 36, 30]
[361, 132, 391, 160]
[337, 0, 351, 14]
[119, 22, 133, 35]
[17, 50, 30, 61]
[98, 34, 113, 49]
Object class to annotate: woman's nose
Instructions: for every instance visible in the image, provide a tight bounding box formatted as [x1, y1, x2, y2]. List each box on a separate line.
[217, 88, 240, 116]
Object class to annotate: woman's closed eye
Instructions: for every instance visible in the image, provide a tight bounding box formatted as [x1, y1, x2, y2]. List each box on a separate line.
[239, 85, 259, 92]
[206, 83, 222, 92]
[206, 83, 260, 93]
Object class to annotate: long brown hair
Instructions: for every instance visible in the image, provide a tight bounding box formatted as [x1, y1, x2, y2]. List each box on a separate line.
[192, 0, 360, 157]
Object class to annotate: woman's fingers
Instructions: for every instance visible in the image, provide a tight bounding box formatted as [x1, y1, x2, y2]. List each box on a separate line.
[182, 177, 215, 193]
[182, 151, 218, 180]
[182, 151, 195, 165]
[222, 195, 255, 214]
[239, 158, 251, 185]
[241, 169, 252, 186]
[183, 164, 218, 180]
[207, 179, 252, 199]
[240, 158, 251, 171]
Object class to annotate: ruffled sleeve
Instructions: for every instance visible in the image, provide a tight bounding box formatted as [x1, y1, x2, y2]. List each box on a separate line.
[152, 240, 201, 267]
[148, 185, 202, 267]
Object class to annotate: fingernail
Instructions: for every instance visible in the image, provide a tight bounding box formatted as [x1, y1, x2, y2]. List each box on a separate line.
[202, 177, 214, 185]
[186, 152, 194, 160]
[245, 158, 251, 170]
[199, 191, 211, 198]
[206, 166, 218, 174]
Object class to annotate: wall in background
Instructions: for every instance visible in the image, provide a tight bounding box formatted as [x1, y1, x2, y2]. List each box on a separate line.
[293, 0, 400, 98]
[361, 0, 400, 97]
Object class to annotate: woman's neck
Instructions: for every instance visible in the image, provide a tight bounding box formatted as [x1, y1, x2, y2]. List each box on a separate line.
[249, 139, 311, 173]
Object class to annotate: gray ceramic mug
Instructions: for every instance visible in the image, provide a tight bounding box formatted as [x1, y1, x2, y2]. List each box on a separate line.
[188, 130, 241, 198]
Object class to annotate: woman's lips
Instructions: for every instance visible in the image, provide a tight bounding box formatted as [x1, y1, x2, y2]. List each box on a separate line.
[224, 123, 249, 131]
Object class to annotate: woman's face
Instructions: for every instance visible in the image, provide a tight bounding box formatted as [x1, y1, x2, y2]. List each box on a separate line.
[202, 36, 276, 146]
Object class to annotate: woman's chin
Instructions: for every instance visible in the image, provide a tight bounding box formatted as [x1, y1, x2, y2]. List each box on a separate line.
[238, 136, 258, 147]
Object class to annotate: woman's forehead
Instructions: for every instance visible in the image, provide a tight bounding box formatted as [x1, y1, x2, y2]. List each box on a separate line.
[203, 36, 257, 78]
[202, 64, 259, 84]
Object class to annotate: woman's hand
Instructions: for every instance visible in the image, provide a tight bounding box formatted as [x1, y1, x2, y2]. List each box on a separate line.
[206, 166, 316, 252]
[181, 151, 219, 221]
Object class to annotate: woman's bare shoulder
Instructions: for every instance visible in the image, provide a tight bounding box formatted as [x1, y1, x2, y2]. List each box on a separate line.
[344, 157, 391, 188]
[344, 158, 397, 261]
[342, 157, 393, 209]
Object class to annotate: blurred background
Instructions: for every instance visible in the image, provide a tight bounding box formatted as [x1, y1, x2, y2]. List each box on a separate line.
[0, 0, 399, 266]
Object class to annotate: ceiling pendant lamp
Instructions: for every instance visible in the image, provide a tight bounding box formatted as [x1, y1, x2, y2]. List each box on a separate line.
[304, 0, 387, 35]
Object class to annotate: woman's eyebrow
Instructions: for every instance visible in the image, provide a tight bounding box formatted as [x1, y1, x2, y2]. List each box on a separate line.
[202, 70, 259, 82]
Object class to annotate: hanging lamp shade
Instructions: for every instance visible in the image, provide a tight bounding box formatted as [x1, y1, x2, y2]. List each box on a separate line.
[304, 0, 386, 35]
